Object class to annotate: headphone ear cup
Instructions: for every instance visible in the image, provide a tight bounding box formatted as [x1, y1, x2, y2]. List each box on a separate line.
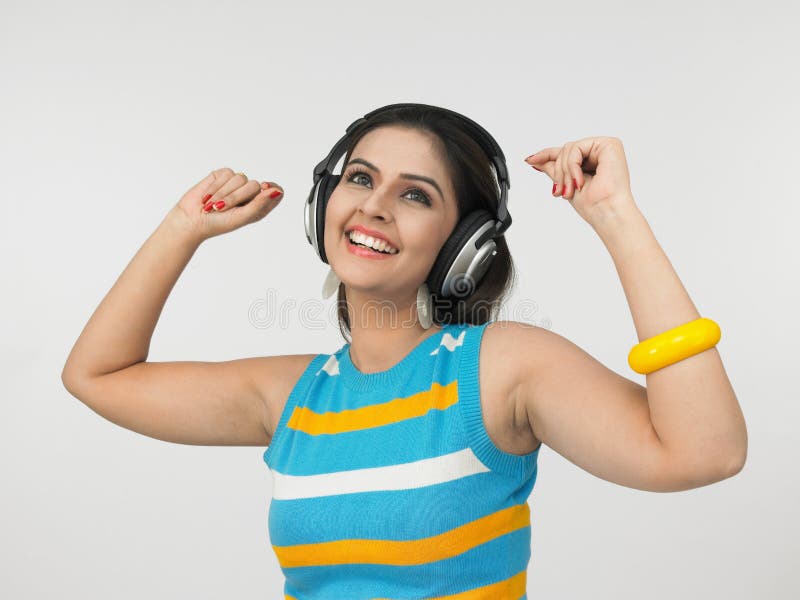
[315, 174, 341, 264]
[427, 209, 497, 300]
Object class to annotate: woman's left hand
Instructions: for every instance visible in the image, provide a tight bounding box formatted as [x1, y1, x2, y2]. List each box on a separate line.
[525, 136, 638, 229]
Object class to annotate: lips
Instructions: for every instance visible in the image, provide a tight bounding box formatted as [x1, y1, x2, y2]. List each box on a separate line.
[345, 224, 398, 250]
[345, 232, 397, 259]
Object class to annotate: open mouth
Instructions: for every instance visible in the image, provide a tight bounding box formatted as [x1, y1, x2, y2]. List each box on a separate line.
[344, 231, 398, 256]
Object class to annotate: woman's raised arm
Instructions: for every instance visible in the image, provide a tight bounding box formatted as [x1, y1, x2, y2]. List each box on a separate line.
[61, 168, 286, 446]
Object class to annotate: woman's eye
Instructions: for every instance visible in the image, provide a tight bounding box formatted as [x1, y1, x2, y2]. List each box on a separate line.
[351, 172, 370, 186]
[404, 189, 427, 203]
[345, 170, 372, 187]
[345, 170, 430, 205]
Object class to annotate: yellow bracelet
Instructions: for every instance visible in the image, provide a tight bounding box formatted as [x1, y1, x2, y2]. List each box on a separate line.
[628, 317, 721, 374]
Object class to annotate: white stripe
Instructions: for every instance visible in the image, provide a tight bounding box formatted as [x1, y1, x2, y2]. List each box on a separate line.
[430, 330, 466, 355]
[317, 354, 340, 376]
[269, 447, 490, 500]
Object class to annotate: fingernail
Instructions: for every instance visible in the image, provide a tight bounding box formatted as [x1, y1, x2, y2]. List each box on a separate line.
[552, 183, 558, 196]
[213, 200, 225, 211]
[525, 154, 537, 161]
[269, 189, 283, 199]
[203, 202, 214, 213]
[531, 165, 542, 172]
[202, 194, 213, 203]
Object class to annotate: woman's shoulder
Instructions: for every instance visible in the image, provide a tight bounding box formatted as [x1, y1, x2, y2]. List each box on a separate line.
[465, 319, 543, 455]
[252, 353, 321, 439]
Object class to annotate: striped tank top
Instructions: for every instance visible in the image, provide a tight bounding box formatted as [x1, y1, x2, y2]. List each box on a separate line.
[263, 320, 541, 599]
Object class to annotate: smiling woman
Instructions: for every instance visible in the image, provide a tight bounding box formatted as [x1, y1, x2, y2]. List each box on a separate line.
[61, 100, 745, 600]
[248, 103, 544, 598]
[321, 105, 517, 340]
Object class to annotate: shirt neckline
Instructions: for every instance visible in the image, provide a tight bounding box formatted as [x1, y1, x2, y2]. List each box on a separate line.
[338, 323, 462, 391]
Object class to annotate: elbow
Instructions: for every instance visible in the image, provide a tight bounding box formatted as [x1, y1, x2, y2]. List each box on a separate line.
[61, 356, 78, 390]
[721, 427, 749, 479]
[700, 450, 748, 487]
[61, 366, 86, 398]
[693, 454, 746, 490]
[663, 447, 747, 492]
[723, 447, 747, 478]
[61, 367, 75, 393]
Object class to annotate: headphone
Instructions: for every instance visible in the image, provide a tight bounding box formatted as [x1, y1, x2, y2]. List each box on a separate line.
[304, 102, 512, 300]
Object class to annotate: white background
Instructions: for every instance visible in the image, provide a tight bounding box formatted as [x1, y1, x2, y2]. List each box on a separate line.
[1, 0, 797, 598]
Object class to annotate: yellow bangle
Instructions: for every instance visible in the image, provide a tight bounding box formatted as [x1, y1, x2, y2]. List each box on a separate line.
[628, 317, 721, 374]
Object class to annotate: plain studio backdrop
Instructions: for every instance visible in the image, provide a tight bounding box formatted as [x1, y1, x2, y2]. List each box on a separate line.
[1, 0, 796, 598]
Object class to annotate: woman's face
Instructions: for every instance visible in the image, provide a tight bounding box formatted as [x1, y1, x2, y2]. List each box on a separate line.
[324, 125, 459, 299]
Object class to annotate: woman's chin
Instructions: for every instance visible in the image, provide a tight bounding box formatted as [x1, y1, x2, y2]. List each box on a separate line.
[335, 269, 403, 295]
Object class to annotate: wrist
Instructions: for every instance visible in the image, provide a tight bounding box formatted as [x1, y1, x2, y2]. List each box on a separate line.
[589, 197, 646, 245]
[163, 206, 206, 249]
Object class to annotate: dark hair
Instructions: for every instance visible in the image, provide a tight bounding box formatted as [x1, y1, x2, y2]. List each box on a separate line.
[333, 105, 517, 342]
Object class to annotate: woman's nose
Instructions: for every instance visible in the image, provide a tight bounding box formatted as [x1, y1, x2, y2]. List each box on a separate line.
[358, 189, 393, 217]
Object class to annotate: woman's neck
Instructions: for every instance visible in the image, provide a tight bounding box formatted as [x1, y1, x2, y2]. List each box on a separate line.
[344, 287, 442, 373]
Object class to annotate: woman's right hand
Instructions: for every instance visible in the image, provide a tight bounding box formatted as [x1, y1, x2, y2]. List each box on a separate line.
[168, 168, 285, 243]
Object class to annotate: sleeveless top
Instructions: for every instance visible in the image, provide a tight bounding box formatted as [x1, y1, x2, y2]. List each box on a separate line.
[262, 320, 541, 600]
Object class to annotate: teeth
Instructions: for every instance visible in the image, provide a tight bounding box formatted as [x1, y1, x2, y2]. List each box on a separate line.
[348, 231, 397, 254]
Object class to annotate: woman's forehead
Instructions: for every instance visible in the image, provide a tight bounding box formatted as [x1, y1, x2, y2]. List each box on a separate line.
[352, 127, 443, 169]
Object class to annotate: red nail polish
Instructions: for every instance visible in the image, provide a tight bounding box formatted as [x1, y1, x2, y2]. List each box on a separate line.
[203, 202, 214, 213]
[213, 200, 225, 210]
[269, 189, 283, 199]
[552, 183, 557, 195]
[202, 193, 213, 203]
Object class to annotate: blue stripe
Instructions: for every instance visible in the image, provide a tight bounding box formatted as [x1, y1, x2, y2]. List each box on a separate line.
[268, 470, 531, 545]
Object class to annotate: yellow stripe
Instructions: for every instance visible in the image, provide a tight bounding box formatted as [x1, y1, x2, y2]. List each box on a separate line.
[286, 380, 459, 435]
[284, 570, 525, 600]
[272, 502, 530, 568]
[374, 568, 527, 600]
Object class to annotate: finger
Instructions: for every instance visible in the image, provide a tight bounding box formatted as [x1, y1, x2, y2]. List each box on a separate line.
[207, 180, 284, 212]
[525, 147, 560, 165]
[564, 145, 584, 199]
[208, 179, 263, 212]
[202, 169, 246, 210]
[231, 183, 285, 226]
[263, 181, 285, 198]
[554, 145, 567, 197]
[573, 137, 602, 175]
[199, 167, 236, 205]
[572, 145, 586, 197]
[193, 168, 230, 205]
[525, 147, 559, 179]
[236, 181, 283, 208]
[193, 171, 218, 201]
[202, 186, 284, 236]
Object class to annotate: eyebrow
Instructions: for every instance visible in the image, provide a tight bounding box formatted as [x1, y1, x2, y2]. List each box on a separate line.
[344, 158, 444, 202]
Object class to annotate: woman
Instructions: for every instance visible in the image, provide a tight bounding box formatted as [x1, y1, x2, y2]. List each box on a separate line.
[62, 104, 747, 599]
